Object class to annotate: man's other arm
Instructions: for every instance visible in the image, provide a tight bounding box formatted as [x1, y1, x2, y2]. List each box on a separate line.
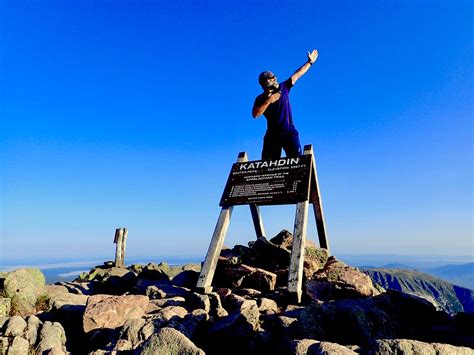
[290, 49, 318, 86]
[252, 92, 281, 118]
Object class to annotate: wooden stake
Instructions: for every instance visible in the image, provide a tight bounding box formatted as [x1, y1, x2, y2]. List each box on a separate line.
[250, 204, 265, 238]
[288, 200, 309, 303]
[196, 152, 248, 293]
[121, 228, 128, 267]
[114, 228, 124, 268]
[305, 144, 330, 254]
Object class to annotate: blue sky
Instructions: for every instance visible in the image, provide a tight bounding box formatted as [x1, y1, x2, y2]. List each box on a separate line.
[1, 0, 472, 263]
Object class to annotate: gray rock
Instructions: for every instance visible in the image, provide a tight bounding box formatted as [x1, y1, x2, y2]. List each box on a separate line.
[4, 316, 27, 337]
[303, 246, 329, 278]
[308, 257, 377, 300]
[36, 321, 67, 354]
[83, 294, 149, 332]
[150, 296, 186, 308]
[114, 338, 133, 351]
[119, 318, 146, 348]
[3, 268, 47, 316]
[153, 306, 188, 321]
[188, 293, 211, 313]
[25, 315, 42, 346]
[45, 285, 89, 310]
[223, 293, 257, 313]
[0, 337, 9, 354]
[0, 298, 11, 318]
[138, 327, 205, 355]
[7, 336, 29, 355]
[208, 304, 261, 338]
[141, 262, 172, 279]
[369, 339, 474, 355]
[310, 341, 358, 354]
[242, 268, 277, 292]
[250, 236, 291, 270]
[172, 270, 199, 288]
[258, 298, 278, 313]
[270, 229, 294, 250]
[140, 322, 155, 341]
[146, 284, 190, 299]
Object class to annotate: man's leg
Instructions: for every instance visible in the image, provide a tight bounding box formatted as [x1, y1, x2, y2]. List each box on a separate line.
[262, 133, 282, 160]
[282, 131, 302, 157]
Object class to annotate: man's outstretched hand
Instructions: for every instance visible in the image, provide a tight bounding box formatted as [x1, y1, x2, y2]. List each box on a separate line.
[308, 49, 318, 64]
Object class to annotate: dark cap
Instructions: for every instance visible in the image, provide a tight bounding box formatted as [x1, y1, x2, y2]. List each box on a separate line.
[258, 71, 275, 86]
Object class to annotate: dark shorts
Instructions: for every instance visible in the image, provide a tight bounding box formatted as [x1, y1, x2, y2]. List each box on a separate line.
[262, 130, 302, 160]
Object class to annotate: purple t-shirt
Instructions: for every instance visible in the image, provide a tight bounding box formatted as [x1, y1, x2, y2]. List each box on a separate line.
[255, 79, 297, 134]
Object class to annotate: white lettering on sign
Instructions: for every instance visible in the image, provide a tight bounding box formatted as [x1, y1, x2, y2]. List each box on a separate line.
[238, 157, 299, 171]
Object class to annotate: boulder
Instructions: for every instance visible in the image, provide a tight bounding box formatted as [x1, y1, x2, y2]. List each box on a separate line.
[214, 264, 255, 288]
[150, 296, 186, 308]
[369, 339, 474, 354]
[270, 229, 294, 250]
[0, 298, 11, 318]
[307, 257, 377, 300]
[248, 237, 290, 270]
[138, 327, 205, 355]
[83, 294, 149, 332]
[118, 318, 146, 348]
[153, 306, 188, 321]
[36, 321, 67, 354]
[25, 315, 42, 345]
[187, 293, 211, 313]
[3, 268, 47, 315]
[46, 284, 89, 309]
[290, 339, 358, 354]
[7, 336, 29, 355]
[303, 246, 329, 278]
[257, 298, 278, 313]
[146, 284, 191, 299]
[140, 262, 172, 280]
[4, 316, 27, 337]
[208, 304, 261, 338]
[242, 268, 277, 292]
[172, 270, 199, 288]
[223, 294, 257, 313]
[299, 291, 443, 345]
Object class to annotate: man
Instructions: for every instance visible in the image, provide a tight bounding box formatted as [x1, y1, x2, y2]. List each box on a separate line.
[252, 49, 318, 160]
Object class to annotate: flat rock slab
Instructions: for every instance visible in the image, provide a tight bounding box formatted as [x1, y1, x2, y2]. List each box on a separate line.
[83, 294, 149, 332]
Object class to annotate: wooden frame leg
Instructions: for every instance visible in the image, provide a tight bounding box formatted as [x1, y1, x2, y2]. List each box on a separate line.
[288, 200, 309, 303]
[249, 204, 265, 238]
[196, 206, 233, 293]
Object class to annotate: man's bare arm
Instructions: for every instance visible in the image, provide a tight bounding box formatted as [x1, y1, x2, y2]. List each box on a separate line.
[252, 92, 281, 118]
[290, 49, 318, 86]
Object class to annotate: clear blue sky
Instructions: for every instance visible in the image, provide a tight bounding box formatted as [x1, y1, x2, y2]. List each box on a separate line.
[1, 0, 472, 263]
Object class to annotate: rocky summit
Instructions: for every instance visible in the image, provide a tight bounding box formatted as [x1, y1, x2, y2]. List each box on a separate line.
[0, 230, 473, 354]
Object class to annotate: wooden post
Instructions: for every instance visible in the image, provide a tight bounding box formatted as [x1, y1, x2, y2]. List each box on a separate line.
[305, 144, 330, 254]
[121, 228, 128, 267]
[250, 204, 266, 238]
[114, 228, 124, 268]
[196, 152, 248, 293]
[288, 200, 309, 302]
[287, 145, 313, 302]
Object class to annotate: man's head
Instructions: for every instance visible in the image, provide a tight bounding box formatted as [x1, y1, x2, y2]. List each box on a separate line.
[258, 71, 279, 92]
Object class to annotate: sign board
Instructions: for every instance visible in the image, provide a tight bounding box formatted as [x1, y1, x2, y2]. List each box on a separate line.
[220, 155, 312, 206]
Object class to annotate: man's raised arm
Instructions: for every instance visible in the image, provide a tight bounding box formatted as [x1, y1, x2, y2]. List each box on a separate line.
[290, 49, 318, 86]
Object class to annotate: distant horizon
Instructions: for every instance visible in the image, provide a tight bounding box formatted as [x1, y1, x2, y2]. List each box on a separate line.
[1, 252, 472, 272]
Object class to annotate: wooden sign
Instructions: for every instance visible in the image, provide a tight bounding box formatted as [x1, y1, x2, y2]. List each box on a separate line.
[220, 155, 312, 206]
[197, 145, 330, 304]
